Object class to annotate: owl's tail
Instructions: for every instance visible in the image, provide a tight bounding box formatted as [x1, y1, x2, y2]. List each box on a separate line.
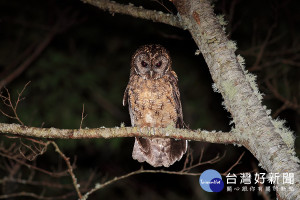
[132, 137, 188, 167]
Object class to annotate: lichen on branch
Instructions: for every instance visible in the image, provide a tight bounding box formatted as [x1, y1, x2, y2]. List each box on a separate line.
[81, 0, 182, 28]
[0, 123, 238, 144]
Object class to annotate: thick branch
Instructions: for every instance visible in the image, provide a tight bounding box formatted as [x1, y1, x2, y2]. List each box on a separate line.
[0, 123, 238, 144]
[171, 0, 300, 199]
[81, 0, 182, 28]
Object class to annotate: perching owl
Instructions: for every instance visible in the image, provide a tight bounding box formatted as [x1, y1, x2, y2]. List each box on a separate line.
[123, 44, 187, 167]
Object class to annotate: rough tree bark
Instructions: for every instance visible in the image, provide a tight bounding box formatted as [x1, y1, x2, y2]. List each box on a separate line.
[171, 0, 300, 199]
[0, 123, 237, 144]
[0, 0, 299, 199]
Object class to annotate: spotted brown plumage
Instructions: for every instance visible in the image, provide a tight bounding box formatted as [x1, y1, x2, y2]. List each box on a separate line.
[123, 44, 187, 167]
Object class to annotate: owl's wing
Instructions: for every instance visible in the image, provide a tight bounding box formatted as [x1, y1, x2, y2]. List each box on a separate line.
[123, 84, 129, 106]
[168, 71, 187, 164]
[169, 70, 184, 128]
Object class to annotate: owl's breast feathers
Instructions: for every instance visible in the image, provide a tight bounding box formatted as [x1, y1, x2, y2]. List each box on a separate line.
[127, 74, 178, 128]
[123, 72, 187, 167]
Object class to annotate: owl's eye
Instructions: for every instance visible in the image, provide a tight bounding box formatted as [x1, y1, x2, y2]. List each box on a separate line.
[155, 61, 162, 68]
[141, 61, 148, 67]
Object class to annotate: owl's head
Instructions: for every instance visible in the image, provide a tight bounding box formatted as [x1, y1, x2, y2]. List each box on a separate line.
[131, 44, 172, 79]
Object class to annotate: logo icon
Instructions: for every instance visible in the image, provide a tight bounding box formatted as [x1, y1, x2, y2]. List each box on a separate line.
[199, 169, 224, 192]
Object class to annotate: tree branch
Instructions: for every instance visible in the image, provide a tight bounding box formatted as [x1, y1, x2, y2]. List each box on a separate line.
[81, 0, 182, 28]
[82, 151, 246, 200]
[0, 191, 75, 200]
[0, 28, 56, 90]
[81, 168, 204, 200]
[171, 0, 300, 199]
[0, 123, 238, 144]
[51, 142, 82, 199]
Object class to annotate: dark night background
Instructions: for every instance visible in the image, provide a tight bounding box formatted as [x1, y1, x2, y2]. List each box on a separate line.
[0, 0, 299, 199]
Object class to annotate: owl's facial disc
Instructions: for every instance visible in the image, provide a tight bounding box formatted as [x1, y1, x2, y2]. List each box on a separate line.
[134, 54, 151, 78]
[132, 45, 171, 80]
[151, 55, 169, 79]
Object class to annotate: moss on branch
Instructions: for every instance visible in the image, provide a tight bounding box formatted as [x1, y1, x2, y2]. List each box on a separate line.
[0, 123, 238, 144]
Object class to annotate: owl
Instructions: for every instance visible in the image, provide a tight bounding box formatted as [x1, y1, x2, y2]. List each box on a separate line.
[123, 44, 187, 167]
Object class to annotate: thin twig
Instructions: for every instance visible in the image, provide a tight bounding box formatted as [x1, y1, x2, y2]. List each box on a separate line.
[51, 142, 82, 199]
[152, 0, 173, 14]
[0, 177, 73, 189]
[0, 82, 31, 125]
[198, 147, 204, 163]
[81, 168, 202, 199]
[265, 79, 299, 117]
[251, 161, 270, 200]
[82, 156, 252, 200]
[80, 104, 87, 129]
[0, 43, 36, 79]
[249, 20, 277, 71]
[0, 25, 56, 89]
[0, 151, 68, 177]
[182, 147, 191, 170]
[182, 152, 226, 173]
[223, 151, 245, 175]
[0, 191, 75, 200]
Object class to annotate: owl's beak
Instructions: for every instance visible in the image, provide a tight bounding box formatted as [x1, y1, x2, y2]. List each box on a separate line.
[150, 70, 153, 78]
